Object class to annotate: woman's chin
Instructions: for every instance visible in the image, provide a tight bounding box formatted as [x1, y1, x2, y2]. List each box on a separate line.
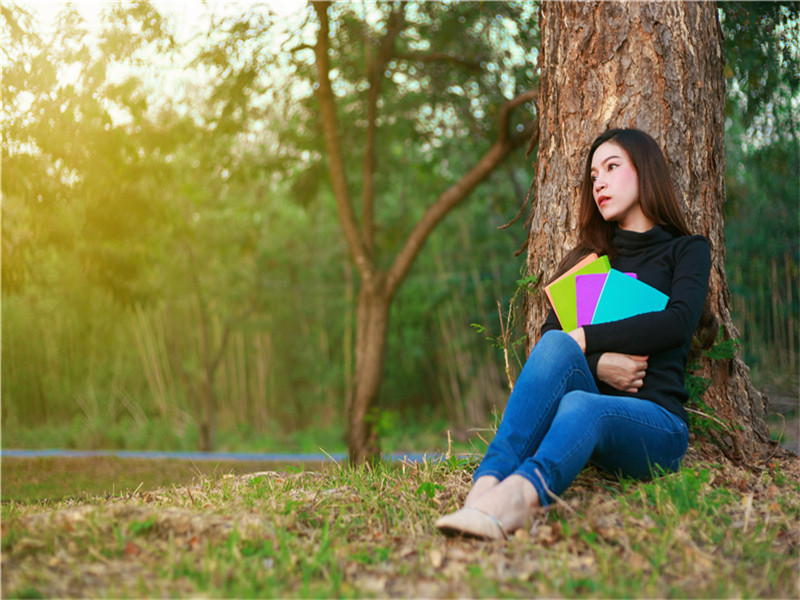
[599, 211, 618, 223]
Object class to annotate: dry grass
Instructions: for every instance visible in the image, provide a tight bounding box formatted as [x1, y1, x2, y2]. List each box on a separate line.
[2, 443, 798, 598]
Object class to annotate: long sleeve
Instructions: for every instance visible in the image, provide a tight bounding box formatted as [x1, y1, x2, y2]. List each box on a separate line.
[541, 308, 561, 335]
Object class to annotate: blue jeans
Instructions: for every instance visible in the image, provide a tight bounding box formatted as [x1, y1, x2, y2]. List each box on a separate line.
[473, 330, 689, 506]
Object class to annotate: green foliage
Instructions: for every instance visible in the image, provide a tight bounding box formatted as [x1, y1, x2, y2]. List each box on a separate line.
[1, 1, 354, 446]
[685, 332, 742, 437]
[414, 480, 445, 501]
[719, 2, 799, 125]
[515, 273, 538, 292]
[637, 467, 735, 519]
[719, 2, 799, 384]
[702, 335, 739, 361]
[127, 516, 157, 536]
[1, 0, 797, 455]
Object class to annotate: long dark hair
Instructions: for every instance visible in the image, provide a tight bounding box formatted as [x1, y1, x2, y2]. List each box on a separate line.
[552, 128, 692, 279]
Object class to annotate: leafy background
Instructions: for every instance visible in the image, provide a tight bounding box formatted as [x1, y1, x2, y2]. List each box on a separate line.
[1, 1, 797, 453]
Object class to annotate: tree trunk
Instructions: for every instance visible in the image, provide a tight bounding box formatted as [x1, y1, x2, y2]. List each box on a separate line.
[347, 278, 392, 464]
[198, 379, 217, 453]
[527, 1, 770, 460]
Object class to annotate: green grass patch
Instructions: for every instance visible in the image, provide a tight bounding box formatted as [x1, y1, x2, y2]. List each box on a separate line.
[1, 448, 797, 598]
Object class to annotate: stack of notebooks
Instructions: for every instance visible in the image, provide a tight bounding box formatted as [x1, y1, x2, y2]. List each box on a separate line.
[544, 254, 669, 332]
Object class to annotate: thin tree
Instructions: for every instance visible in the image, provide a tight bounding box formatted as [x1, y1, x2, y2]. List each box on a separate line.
[525, 1, 772, 461]
[312, 1, 537, 463]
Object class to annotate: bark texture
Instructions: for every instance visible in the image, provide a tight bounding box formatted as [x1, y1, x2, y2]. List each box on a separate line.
[527, 1, 770, 460]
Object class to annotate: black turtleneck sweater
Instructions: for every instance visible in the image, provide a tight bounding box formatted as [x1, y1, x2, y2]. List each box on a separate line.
[541, 225, 711, 424]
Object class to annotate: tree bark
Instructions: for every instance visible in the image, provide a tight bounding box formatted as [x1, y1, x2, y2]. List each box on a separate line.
[348, 278, 392, 464]
[527, 1, 770, 461]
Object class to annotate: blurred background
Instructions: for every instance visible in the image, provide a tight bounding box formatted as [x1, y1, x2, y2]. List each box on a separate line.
[2, 1, 797, 455]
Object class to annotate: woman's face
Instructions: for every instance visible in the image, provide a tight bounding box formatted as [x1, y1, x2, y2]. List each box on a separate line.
[590, 141, 653, 231]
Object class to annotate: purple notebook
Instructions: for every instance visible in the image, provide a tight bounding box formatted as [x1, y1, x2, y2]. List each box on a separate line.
[575, 272, 638, 327]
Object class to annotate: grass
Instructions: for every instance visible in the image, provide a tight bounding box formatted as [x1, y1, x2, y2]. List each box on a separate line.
[2, 442, 798, 598]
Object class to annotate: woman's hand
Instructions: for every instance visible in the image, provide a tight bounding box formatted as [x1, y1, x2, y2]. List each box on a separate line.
[597, 352, 648, 393]
[567, 327, 587, 353]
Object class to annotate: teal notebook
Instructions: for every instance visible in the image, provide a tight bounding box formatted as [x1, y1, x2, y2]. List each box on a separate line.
[590, 269, 669, 324]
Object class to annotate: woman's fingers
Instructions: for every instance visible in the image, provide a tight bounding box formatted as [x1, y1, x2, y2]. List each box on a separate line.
[597, 353, 650, 393]
[626, 354, 648, 390]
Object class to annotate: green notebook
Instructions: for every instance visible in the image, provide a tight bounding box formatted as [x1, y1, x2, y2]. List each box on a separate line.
[544, 254, 610, 332]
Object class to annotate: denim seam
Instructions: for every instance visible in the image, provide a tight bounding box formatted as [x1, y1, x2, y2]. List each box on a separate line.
[515, 469, 551, 508]
[594, 411, 688, 435]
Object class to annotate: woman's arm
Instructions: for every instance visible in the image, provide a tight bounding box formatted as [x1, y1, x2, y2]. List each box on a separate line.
[583, 236, 711, 356]
[563, 319, 649, 391]
[596, 352, 649, 393]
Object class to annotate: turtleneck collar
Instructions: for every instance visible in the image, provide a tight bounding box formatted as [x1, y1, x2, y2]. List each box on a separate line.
[613, 224, 675, 256]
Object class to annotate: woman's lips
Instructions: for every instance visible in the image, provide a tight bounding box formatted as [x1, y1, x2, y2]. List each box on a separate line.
[597, 195, 610, 207]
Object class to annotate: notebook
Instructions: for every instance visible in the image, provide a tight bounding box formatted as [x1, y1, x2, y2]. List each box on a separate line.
[544, 254, 610, 332]
[584, 269, 669, 325]
[575, 272, 638, 327]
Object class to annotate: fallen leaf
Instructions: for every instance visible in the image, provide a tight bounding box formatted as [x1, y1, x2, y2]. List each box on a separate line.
[398, 545, 416, 559]
[683, 544, 713, 571]
[627, 551, 648, 572]
[430, 549, 444, 569]
[124, 541, 141, 557]
[514, 528, 530, 541]
[536, 522, 561, 545]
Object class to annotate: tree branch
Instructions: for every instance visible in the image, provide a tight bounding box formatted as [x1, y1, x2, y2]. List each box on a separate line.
[497, 90, 538, 145]
[394, 51, 484, 72]
[289, 43, 315, 54]
[362, 2, 405, 257]
[312, 1, 373, 279]
[385, 89, 538, 296]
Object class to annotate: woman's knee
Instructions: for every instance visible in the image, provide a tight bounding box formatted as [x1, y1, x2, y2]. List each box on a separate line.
[538, 329, 574, 349]
[555, 390, 600, 420]
[531, 330, 585, 369]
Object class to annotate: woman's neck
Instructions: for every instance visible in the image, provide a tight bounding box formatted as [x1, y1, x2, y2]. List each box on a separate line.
[617, 212, 655, 233]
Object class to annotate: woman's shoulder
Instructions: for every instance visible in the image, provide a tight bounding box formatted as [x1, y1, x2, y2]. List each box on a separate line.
[672, 234, 711, 269]
[674, 234, 710, 253]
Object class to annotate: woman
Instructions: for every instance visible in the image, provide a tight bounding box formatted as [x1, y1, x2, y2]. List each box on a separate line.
[436, 128, 712, 540]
